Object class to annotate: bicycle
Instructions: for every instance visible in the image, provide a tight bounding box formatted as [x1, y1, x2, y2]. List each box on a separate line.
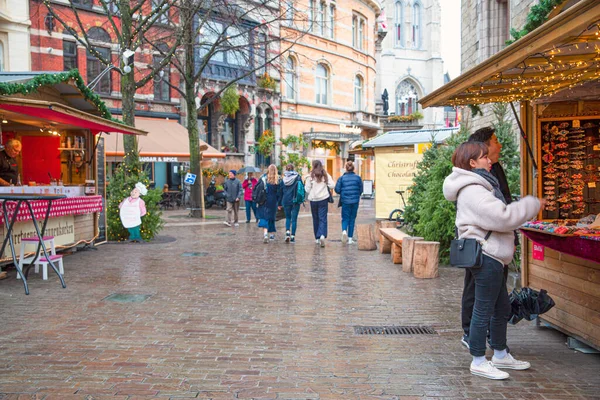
[388, 190, 407, 229]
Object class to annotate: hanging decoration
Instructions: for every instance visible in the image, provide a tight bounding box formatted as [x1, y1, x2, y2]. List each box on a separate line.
[312, 140, 340, 154]
[221, 85, 240, 116]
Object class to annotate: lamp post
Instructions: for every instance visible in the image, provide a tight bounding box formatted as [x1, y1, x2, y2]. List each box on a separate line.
[87, 49, 135, 89]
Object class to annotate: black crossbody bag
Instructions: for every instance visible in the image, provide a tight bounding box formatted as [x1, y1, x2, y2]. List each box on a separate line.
[450, 200, 492, 268]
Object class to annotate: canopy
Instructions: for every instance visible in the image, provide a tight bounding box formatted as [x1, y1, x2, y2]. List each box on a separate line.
[0, 98, 146, 135]
[363, 127, 458, 148]
[105, 117, 224, 160]
[420, 0, 600, 107]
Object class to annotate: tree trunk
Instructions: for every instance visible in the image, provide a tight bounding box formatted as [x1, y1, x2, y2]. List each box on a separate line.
[357, 224, 377, 251]
[120, 1, 138, 164]
[413, 241, 440, 279]
[402, 236, 424, 273]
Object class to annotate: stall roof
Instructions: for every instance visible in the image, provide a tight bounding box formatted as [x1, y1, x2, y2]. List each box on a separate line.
[362, 127, 458, 148]
[105, 117, 225, 159]
[420, 0, 600, 107]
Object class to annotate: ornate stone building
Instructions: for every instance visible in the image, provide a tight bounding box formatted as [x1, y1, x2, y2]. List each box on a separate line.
[0, 0, 30, 72]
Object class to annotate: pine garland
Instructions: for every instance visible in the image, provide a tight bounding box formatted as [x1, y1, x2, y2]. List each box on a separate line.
[0, 69, 117, 122]
[312, 140, 340, 154]
[507, 0, 566, 45]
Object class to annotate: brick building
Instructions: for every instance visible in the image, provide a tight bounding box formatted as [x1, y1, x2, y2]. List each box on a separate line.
[0, 0, 31, 72]
[279, 0, 381, 180]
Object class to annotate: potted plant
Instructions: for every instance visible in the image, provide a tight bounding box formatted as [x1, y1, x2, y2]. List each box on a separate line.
[257, 72, 277, 91]
[221, 85, 240, 116]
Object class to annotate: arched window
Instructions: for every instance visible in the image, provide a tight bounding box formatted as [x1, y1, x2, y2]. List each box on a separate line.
[412, 2, 421, 48]
[86, 27, 112, 95]
[153, 43, 170, 102]
[315, 64, 329, 105]
[395, 80, 419, 116]
[285, 57, 297, 100]
[394, 1, 404, 47]
[254, 105, 274, 166]
[354, 75, 363, 110]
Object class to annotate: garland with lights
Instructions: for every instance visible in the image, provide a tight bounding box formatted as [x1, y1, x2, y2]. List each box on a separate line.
[507, 0, 566, 45]
[312, 140, 340, 154]
[0, 69, 117, 122]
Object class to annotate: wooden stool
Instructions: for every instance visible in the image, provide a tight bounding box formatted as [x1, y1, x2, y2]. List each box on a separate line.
[413, 241, 440, 279]
[402, 236, 424, 273]
[356, 224, 377, 251]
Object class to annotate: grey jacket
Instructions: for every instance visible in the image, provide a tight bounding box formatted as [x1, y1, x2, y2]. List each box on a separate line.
[223, 178, 243, 203]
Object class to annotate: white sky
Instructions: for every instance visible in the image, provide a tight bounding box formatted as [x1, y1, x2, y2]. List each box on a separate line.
[439, 0, 462, 79]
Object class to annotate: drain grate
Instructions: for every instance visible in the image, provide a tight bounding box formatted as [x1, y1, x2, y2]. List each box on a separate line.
[354, 325, 436, 335]
[182, 252, 208, 257]
[103, 293, 152, 303]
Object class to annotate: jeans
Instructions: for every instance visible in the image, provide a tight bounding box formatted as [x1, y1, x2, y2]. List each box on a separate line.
[258, 218, 276, 233]
[284, 203, 300, 235]
[245, 200, 257, 222]
[226, 200, 240, 224]
[341, 202, 359, 238]
[468, 255, 511, 357]
[310, 199, 329, 239]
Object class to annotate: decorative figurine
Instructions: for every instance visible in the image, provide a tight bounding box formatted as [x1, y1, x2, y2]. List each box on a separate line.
[382, 89, 389, 116]
[119, 182, 147, 242]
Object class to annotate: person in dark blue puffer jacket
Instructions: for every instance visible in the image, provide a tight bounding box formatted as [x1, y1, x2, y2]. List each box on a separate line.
[334, 161, 363, 244]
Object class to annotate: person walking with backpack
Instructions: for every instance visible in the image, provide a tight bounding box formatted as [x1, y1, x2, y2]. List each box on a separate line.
[223, 170, 243, 227]
[305, 160, 335, 247]
[256, 164, 281, 243]
[242, 172, 258, 223]
[335, 161, 363, 244]
[279, 164, 304, 243]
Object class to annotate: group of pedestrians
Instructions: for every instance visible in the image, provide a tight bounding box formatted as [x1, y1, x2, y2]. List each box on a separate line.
[221, 160, 363, 247]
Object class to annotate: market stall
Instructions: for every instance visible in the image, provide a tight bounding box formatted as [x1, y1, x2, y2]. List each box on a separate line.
[0, 71, 145, 257]
[419, 0, 600, 350]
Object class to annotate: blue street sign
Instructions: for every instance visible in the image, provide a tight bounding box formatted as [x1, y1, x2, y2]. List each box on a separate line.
[184, 173, 197, 185]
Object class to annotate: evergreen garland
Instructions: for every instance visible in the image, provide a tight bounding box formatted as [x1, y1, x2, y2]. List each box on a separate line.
[507, 0, 566, 45]
[312, 140, 340, 154]
[0, 69, 117, 122]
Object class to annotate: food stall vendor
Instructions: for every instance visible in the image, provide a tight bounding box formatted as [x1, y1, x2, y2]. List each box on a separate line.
[0, 139, 21, 186]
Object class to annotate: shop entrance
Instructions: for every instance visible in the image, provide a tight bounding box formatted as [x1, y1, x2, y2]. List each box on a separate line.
[327, 159, 334, 177]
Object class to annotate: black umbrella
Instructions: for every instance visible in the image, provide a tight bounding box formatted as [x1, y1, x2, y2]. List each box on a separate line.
[237, 166, 262, 174]
[508, 287, 555, 325]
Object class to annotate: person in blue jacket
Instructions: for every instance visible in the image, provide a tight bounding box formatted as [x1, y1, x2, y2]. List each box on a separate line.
[279, 163, 302, 243]
[257, 164, 282, 243]
[335, 161, 363, 244]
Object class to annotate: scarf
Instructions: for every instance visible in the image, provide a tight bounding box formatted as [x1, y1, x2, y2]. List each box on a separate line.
[472, 168, 506, 204]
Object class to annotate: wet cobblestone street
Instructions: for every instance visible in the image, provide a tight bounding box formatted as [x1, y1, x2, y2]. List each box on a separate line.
[0, 201, 599, 399]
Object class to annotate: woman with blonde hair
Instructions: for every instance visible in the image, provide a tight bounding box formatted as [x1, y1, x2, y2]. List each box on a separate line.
[256, 164, 282, 243]
[305, 160, 335, 247]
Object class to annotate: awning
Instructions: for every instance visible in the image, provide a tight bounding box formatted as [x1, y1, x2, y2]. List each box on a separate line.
[0, 98, 146, 135]
[420, 0, 600, 107]
[363, 127, 458, 148]
[105, 117, 225, 160]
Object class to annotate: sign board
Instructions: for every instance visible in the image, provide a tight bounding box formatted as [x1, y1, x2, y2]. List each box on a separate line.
[139, 156, 180, 162]
[184, 173, 197, 185]
[532, 242, 545, 261]
[362, 180, 374, 198]
[339, 124, 362, 134]
[374, 148, 421, 219]
[96, 136, 107, 243]
[0, 215, 75, 258]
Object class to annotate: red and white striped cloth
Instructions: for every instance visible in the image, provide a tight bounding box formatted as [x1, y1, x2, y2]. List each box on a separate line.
[0, 195, 103, 224]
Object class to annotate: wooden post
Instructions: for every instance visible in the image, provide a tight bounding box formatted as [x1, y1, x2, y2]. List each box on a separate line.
[379, 234, 392, 254]
[391, 243, 402, 264]
[413, 241, 440, 279]
[402, 236, 424, 273]
[357, 224, 377, 251]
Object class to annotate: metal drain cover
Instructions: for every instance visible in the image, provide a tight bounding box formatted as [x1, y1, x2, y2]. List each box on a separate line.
[216, 232, 234, 236]
[103, 294, 152, 303]
[354, 325, 436, 335]
[182, 252, 208, 257]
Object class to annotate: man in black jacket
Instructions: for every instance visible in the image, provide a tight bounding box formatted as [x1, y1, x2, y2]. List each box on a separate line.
[461, 127, 516, 350]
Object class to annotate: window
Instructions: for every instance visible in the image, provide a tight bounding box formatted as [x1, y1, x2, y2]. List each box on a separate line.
[152, 0, 169, 25]
[255, 32, 267, 75]
[86, 27, 112, 95]
[352, 17, 357, 47]
[284, 0, 294, 26]
[412, 2, 421, 48]
[227, 26, 249, 66]
[198, 21, 224, 63]
[72, 0, 92, 8]
[396, 80, 419, 116]
[309, 0, 315, 32]
[353, 14, 366, 50]
[328, 5, 335, 38]
[354, 75, 363, 110]
[285, 57, 296, 100]
[394, 1, 404, 47]
[315, 63, 329, 105]
[63, 41, 77, 71]
[153, 44, 170, 102]
[319, 2, 326, 35]
[101, 0, 119, 15]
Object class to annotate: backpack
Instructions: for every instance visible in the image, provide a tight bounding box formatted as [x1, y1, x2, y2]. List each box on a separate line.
[252, 176, 267, 206]
[293, 177, 305, 204]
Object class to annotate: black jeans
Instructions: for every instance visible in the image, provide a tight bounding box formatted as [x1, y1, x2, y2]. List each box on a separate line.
[310, 199, 329, 239]
[465, 255, 511, 357]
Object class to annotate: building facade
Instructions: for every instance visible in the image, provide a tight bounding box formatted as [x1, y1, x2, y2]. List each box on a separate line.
[0, 0, 31, 72]
[279, 0, 381, 180]
[377, 0, 445, 129]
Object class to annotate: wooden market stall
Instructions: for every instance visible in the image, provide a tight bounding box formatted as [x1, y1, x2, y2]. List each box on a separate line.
[420, 0, 600, 350]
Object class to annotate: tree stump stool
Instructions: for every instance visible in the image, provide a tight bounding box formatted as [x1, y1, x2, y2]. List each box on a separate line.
[357, 224, 377, 251]
[413, 241, 440, 279]
[391, 243, 402, 264]
[402, 236, 424, 273]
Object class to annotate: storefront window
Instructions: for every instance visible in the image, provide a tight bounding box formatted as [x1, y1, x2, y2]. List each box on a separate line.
[221, 118, 237, 152]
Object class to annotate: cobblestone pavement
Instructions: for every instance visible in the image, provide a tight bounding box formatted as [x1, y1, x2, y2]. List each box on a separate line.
[0, 200, 599, 399]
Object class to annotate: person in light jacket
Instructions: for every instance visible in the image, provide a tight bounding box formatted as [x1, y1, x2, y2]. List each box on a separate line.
[279, 164, 302, 243]
[443, 142, 545, 381]
[305, 159, 335, 247]
[223, 170, 243, 227]
[335, 161, 363, 244]
[242, 172, 258, 223]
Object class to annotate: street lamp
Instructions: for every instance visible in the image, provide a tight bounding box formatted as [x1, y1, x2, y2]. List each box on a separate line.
[87, 49, 135, 89]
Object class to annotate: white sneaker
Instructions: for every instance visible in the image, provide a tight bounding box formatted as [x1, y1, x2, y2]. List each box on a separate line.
[263, 234, 269, 244]
[223, 221, 231, 227]
[460, 335, 470, 350]
[492, 353, 531, 370]
[319, 235, 326, 247]
[348, 238, 354, 244]
[285, 231, 291, 243]
[234, 223, 239, 227]
[341, 230, 348, 244]
[470, 360, 510, 380]
[316, 239, 320, 244]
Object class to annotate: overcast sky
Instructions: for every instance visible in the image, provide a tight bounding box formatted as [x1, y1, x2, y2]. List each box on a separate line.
[439, 0, 462, 79]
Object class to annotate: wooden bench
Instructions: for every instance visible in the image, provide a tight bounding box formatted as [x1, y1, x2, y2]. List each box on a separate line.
[379, 228, 410, 264]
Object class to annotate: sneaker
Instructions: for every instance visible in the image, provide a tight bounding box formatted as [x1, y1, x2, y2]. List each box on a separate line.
[290, 236, 295, 243]
[263, 234, 269, 244]
[470, 360, 510, 380]
[223, 221, 231, 227]
[269, 234, 275, 240]
[319, 235, 325, 247]
[285, 231, 291, 243]
[341, 230, 348, 244]
[316, 239, 320, 244]
[492, 353, 530, 370]
[461, 335, 470, 350]
[246, 220, 250, 224]
[234, 223, 239, 227]
[348, 238, 354, 244]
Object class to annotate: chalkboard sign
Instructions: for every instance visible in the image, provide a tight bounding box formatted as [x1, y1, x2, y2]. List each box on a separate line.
[96, 136, 107, 243]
